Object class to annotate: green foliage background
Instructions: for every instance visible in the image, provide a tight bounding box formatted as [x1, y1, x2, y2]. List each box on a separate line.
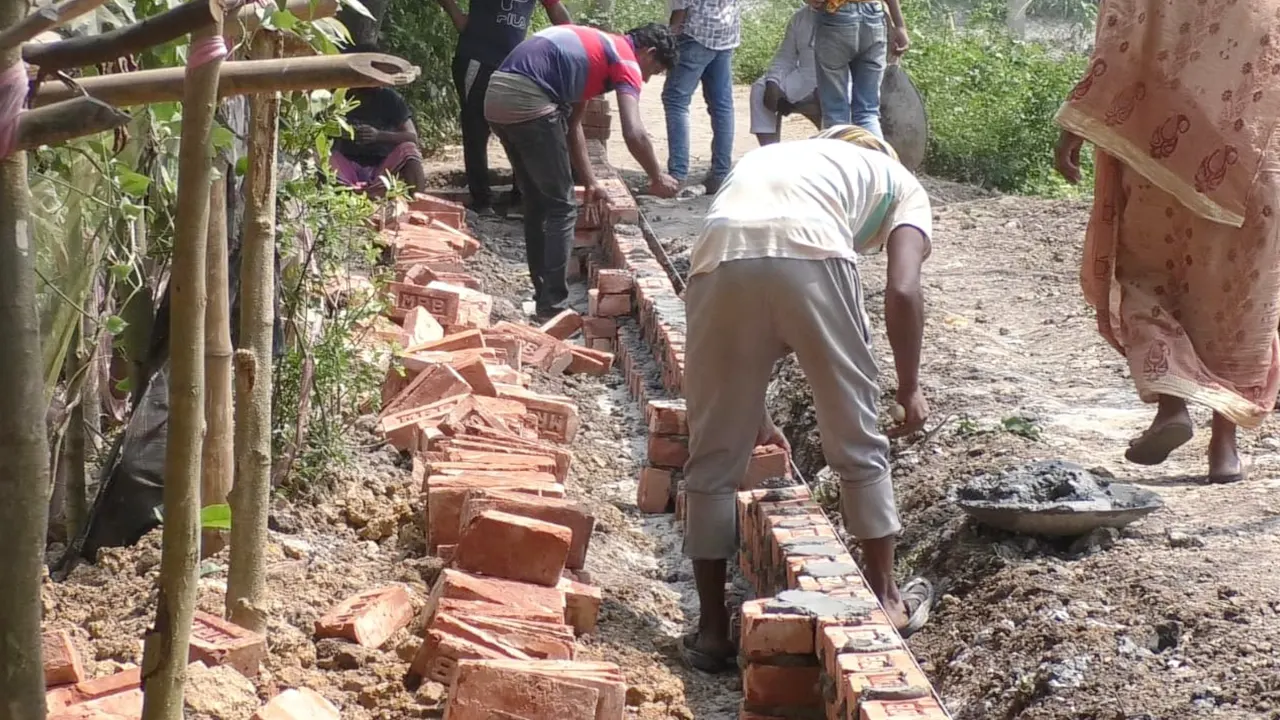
[383, 0, 1097, 194]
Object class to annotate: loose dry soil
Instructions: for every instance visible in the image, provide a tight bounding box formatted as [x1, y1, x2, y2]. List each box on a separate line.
[39, 84, 1280, 720]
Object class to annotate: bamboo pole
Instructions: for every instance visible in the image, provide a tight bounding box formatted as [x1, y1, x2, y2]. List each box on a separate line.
[23, 0, 226, 71]
[140, 7, 224, 718]
[201, 170, 232, 558]
[16, 95, 131, 151]
[32, 52, 419, 107]
[0, 4, 53, 720]
[226, 28, 280, 633]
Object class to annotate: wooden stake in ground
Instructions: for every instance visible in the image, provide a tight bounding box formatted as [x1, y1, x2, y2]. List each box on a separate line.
[201, 170, 232, 557]
[226, 28, 281, 633]
[140, 14, 225, 720]
[0, 6, 53, 720]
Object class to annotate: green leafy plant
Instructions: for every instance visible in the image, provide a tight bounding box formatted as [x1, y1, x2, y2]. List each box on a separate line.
[200, 504, 232, 530]
[1001, 414, 1042, 440]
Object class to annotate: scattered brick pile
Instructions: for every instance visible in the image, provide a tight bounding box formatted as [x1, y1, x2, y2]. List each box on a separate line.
[42, 611, 280, 719]
[568, 111, 953, 720]
[369, 193, 619, 716]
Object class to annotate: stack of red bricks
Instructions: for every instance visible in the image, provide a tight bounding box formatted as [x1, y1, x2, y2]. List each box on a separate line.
[371, 193, 624, 717]
[636, 397, 790, 517]
[582, 96, 612, 143]
[41, 613, 318, 719]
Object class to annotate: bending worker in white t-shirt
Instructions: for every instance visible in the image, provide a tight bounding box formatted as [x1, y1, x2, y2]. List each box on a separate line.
[679, 125, 936, 672]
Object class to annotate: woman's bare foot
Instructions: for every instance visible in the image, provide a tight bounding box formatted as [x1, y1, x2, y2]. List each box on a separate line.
[1208, 413, 1245, 483]
[1126, 395, 1193, 465]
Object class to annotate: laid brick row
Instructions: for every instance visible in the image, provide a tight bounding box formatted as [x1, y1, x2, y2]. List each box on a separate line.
[572, 129, 954, 720]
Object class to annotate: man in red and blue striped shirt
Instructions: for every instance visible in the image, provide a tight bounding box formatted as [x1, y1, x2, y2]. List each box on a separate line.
[486, 23, 681, 319]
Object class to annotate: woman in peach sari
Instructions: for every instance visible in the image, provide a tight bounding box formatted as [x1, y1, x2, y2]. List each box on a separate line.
[1054, 0, 1280, 482]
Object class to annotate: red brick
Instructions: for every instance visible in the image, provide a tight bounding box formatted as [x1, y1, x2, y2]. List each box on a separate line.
[740, 600, 815, 660]
[636, 466, 674, 513]
[819, 624, 904, 681]
[742, 445, 791, 489]
[43, 630, 85, 687]
[461, 489, 595, 569]
[527, 341, 575, 374]
[493, 385, 580, 443]
[409, 615, 536, 686]
[646, 399, 687, 435]
[430, 571, 566, 624]
[454, 614, 575, 660]
[539, 309, 584, 340]
[445, 660, 600, 720]
[424, 474, 563, 549]
[50, 689, 144, 719]
[740, 709, 789, 720]
[581, 316, 616, 340]
[251, 688, 341, 720]
[859, 698, 949, 720]
[567, 345, 613, 375]
[556, 577, 602, 636]
[436, 597, 565, 625]
[403, 305, 444, 346]
[409, 329, 485, 352]
[448, 660, 626, 720]
[574, 229, 601, 248]
[389, 280, 492, 329]
[381, 395, 465, 451]
[189, 611, 267, 677]
[589, 337, 615, 353]
[647, 433, 689, 469]
[314, 585, 414, 648]
[594, 269, 633, 294]
[594, 292, 631, 317]
[452, 355, 497, 397]
[456, 510, 572, 586]
[840, 665, 932, 715]
[381, 362, 471, 418]
[74, 669, 141, 701]
[743, 663, 823, 710]
[439, 432, 571, 481]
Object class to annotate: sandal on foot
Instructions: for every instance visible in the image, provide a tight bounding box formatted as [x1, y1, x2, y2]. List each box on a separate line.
[898, 577, 935, 639]
[1125, 422, 1193, 466]
[678, 632, 735, 674]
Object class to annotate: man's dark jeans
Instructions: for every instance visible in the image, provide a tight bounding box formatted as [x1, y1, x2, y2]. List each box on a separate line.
[491, 110, 576, 314]
[452, 55, 522, 209]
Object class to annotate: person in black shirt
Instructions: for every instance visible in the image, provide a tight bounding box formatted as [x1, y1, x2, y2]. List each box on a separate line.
[330, 43, 427, 198]
[436, 0, 572, 215]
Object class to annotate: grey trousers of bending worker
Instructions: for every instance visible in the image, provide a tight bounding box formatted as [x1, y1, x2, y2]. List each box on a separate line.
[682, 256, 901, 560]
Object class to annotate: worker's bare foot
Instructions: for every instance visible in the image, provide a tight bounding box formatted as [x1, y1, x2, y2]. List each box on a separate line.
[1207, 414, 1245, 483]
[877, 577, 933, 638]
[679, 627, 735, 673]
[1125, 396, 1192, 465]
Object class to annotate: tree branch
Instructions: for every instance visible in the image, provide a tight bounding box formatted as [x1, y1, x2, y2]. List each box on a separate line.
[17, 95, 131, 151]
[0, 0, 108, 55]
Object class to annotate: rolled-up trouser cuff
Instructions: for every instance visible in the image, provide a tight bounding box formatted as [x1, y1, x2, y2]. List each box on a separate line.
[682, 492, 739, 560]
[839, 472, 901, 539]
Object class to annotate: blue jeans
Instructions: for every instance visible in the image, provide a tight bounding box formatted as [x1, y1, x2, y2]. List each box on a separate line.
[661, 35, 735, 181]
[814, 3, 887, 137]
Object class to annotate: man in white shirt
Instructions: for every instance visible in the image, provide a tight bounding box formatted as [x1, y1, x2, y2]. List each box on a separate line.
[749, 4, 821, 145]
[678, 125, 935, 672]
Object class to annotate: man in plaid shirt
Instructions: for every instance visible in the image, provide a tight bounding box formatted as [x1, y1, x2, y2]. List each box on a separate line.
[662, 0, 741, 193]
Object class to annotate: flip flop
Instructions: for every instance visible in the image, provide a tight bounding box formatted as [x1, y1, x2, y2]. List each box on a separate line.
[1124, 422, 1193, 466]
[678, 632, 736, 674]
[897, 577, 934, 639]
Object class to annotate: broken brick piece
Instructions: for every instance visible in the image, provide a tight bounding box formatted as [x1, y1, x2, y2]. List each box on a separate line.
[493, 385, 580, 443]
[636, 467, 674, 514]
[567, 345, 614, 376]
[42, 630, 85, 687]
[460, 489, 595, 569]
[556, 577, 602, 636]
[251, 688, 341, 720]
[315, 585, 415, 649]
[538, 309, 584, 340]
[188, 611, 267, 677]
[403, 305, 444, 346]
[452, 355, 498, 397]
[381, 362, 471, 418]
[455, 510, 572, 586]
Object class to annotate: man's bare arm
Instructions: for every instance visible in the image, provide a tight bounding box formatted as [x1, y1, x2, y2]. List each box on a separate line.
[668, 8, 687, 32]
[884, 225, 927, 395]
[436, 0, 467, 32]
[567, 102, 596, 190]
[546, 0, 572, 25]
[616, 92, 663, 181]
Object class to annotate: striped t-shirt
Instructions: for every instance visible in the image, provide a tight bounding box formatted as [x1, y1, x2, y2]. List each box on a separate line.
[497, 25, 644, 106]
[688, 139, 932, 277]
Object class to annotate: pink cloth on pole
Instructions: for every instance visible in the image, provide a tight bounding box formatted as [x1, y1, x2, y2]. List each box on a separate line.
[188, 36, 228, 69]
